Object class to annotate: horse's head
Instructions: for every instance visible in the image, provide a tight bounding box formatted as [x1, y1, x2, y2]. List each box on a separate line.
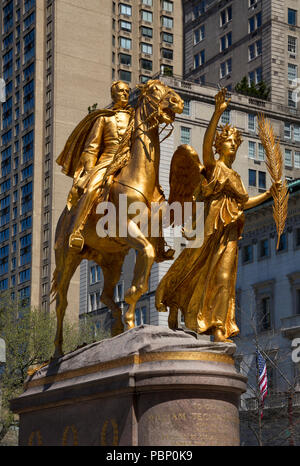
[138, 79, 184, 126]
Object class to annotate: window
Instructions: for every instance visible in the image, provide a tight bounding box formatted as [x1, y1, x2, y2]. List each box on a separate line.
[162, 16, 173, 28]
[141, 26, 153, 38]
[183, 100, 190, 116]
[119, 53, 131, 66]
[220, 58, 232, 77]
[140, 59, 152, 71]
[258, 297, 271, 331]
[162, 32, 173, 44]
[285, 148, 292, 166]
[248, 141, 256, 159]
[143, 0, 152, 5]
[220, 109, 230, 125]
[288, 89, 297, 108]
[194, 50, 205, 68]
[259, 239, 269, 258]
[248, 114, 256, 131]
[288, 8, 297, 26]
[140, 75, 149, 83]
[135, 306, 148, 325]
[160, 64, 173, 76]
[249, 39, 262, 60]
[19, 268, 31, 284]
[119, 37, 132, 50]
[194, 25, 205, 44]
[2, 130, 12, 146]
[20, 216, 32, 232]
[120, 3, 132, 16]
[220, 32, 232, 51]
[220, 6, 232, 26]
[141, 43, 152, 55]
[24, 29, 35, 63]
[294, 125, 300, 142]
[295, 151, 300, 168]
[193, 1, 206, 19]
[249, 12, 261, 32]
[284, 122, 292, 139]
[258, 143, 265, 161]
[90, 264, 101, 284]
[119, 69, 131, 82]
[288, 63, 297, 81]
[277, 232, 287, 252]
[258, 171, 266, 189]
[141, 10, 153, 22]
[255, 67, 262, 84]
[288, 36, 297, 54]
[249, 43, 255, 60]
[162, 1, 173, 12]
[180, 127, 191, 144]
[24, 11, 35, 30]
[120, 20, 131, 32]
[242, 244, 253, 263]
[161, 48, 173, 60]
[248, 168, 256, 186]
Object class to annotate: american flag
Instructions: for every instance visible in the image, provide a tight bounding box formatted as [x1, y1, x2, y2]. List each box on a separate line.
[257, 350, 268, 417]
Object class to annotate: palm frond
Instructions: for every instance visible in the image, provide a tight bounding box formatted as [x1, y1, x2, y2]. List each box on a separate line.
[257, 114, 289, 250]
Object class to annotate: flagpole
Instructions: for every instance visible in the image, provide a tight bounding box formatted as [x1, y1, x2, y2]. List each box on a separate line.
[256, 355, 263, 445]
[254, 336, 263, 446]
[257, 344, 295, 446]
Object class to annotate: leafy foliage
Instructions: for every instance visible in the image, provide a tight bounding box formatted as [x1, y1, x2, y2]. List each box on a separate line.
[0, 292, 107, 443]
[235, 76, 270, 101]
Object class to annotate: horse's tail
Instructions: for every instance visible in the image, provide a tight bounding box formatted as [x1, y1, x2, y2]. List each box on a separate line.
[50, 268, 59, 303]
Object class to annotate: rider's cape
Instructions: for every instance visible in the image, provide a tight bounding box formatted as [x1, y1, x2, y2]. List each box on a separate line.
[56, 109, 116, 179]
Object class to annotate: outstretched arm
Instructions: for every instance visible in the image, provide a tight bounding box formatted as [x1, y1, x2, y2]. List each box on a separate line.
[203, 88, 231, 169]
[244, 181, 282, 210]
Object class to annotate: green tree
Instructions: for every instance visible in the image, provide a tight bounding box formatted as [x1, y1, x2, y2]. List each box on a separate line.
[0, 292, 107, 443]
[235, 76, 270, 101]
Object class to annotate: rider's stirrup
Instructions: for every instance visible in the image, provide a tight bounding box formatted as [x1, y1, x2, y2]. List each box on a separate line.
[69, 232, 84, 252]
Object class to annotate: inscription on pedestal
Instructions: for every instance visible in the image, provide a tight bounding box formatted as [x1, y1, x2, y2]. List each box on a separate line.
[139, 396, 239, 446]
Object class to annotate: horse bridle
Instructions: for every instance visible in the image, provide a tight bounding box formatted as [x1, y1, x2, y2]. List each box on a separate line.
[136, 85, 176, 142]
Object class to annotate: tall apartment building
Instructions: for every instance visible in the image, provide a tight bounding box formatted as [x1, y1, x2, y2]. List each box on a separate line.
[0, 0, 183, 321]
[0, 0, 117, 321]
[112, 0, 183, 85]
[183, 0, 300, 108]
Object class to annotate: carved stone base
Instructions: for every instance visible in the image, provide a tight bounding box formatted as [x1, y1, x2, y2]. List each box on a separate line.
[10, 325, 247, 446]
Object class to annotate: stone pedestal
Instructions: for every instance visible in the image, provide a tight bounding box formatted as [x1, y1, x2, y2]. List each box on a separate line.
[10, 325, 247, 446]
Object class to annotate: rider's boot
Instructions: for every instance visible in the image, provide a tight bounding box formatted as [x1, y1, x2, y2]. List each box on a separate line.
[69, 192, 96, 252]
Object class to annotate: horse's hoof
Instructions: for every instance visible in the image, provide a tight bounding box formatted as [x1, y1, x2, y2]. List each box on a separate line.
[156, 303, 167, 312]
[124, 320, 135, 330]
[111, 321, 124, 337]
[52, 347, 64, 360]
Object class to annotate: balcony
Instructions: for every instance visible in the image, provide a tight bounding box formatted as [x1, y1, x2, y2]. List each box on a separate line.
[281, 314, 300, 339]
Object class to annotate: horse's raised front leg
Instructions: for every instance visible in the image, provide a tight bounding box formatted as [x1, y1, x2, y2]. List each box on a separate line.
[124, 219, 155, 329]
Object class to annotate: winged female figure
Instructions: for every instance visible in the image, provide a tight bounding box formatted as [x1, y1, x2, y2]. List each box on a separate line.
[156, 88, 282, 342]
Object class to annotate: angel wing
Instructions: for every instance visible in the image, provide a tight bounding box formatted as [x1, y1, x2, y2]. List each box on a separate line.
[168, 144, 205, 227]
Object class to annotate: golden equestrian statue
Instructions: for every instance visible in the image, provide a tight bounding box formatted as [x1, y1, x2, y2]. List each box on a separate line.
[155, 88, 288, 343]
[51, 80, 183, 358]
